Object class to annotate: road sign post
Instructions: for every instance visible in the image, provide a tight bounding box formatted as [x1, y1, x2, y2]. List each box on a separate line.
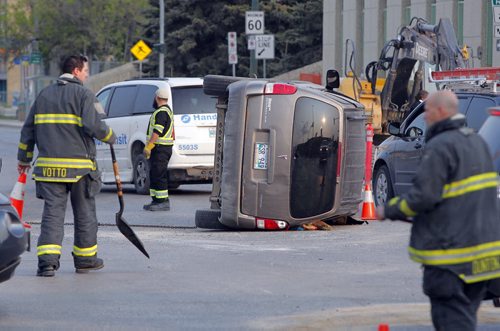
[247, 4, 263, 77]
[255, 35, 274, 78]
[228, 32, 238, 77]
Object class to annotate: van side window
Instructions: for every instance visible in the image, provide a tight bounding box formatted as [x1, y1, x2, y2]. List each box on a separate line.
[290, 97, 340, 218]
[171, 87, 216, 114]
[466, 97, 495, 131]
[133, 85, 158, 114]
[96, 88, 112, 113]
[107, 86, 137, 118]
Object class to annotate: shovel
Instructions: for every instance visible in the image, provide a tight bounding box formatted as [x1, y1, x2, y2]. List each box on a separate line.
[110, 145, 150, 258]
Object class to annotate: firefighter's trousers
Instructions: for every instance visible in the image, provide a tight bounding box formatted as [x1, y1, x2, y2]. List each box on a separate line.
[36, 172, 101, 269]
[423, 266, 488, 331]
[149, 145, 172, 202]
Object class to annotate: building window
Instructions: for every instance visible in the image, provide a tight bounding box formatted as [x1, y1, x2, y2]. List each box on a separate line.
[456, 0, 464, 45]
[379, 0, 387, 47]
[402, 0, 411, 25]
[430, 0, 437, 24]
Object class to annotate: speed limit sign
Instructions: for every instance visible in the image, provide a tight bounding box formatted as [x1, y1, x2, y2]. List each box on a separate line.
[245, 11, 264, 35]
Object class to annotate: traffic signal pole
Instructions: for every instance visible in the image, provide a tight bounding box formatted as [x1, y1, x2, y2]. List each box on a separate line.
[249, 0, 258, 77]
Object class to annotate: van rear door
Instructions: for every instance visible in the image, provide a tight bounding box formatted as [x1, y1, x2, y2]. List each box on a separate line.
[171, 87, 217, 156]
[240, 93, 341, 221]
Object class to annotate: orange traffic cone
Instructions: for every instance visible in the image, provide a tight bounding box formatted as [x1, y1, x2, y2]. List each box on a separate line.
[10, 172, 26, 220]
[361, 183, 377, 221]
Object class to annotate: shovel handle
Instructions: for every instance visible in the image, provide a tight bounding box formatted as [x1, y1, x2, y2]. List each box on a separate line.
[110, 145, 124, 200]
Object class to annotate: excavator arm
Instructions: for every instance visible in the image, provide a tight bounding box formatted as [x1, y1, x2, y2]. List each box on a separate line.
[369, 17, 467, 130]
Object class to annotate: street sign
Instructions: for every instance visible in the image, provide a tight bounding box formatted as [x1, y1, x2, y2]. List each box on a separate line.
[495, 7, 500, 23]
[247, 36, 256, 50]
[130, 40, 152, 61]
[30, 51, 42, 64]
[228, 32, 238, 64]
[245, 11, 264, 35]
[228, 54, 238, 65]
[255, 34, 274, 59]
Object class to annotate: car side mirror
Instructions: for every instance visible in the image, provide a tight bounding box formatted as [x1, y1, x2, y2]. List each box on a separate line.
[388, 122, 401, 136]
[407, 127, 424, 138]
[325, 69, 340, 91]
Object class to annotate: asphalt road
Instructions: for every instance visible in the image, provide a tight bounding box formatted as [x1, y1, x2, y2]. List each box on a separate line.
[1, 123, 500, 330]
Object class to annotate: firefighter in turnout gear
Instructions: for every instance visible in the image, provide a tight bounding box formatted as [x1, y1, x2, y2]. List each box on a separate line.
[377, 90, 500, 330]
[143, 87, 174, 211]
[17, 55, 116, 277]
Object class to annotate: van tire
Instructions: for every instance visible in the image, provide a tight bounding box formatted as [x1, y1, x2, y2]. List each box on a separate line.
[203, 75, 247, 97]
[195, 209, 228, 229]
[133, 154, 150, 195]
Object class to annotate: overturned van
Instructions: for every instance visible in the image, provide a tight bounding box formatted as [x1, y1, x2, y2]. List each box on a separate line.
[195, 75, 366, 230]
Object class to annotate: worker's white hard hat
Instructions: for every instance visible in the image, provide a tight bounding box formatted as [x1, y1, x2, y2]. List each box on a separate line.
[155, 87, 169, 100]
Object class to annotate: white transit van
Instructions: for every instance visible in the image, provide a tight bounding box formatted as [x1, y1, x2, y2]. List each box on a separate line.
[95, 78, 217, 194]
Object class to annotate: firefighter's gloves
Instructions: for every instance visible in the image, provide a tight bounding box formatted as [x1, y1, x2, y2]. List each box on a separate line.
[17, 161, 31, 175]
[143, 142, 155, 159]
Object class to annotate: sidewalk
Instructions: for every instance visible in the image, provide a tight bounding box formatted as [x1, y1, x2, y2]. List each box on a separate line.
[0, 118, 24, 128]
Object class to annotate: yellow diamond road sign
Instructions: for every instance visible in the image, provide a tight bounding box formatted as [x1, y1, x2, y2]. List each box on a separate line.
[130, 40, 152, 61]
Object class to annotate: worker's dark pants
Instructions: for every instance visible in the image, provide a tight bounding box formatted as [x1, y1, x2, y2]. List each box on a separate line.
[36, 172, 100, 269]
[423, 266, 488, 331]
[149, 145, 172, 202]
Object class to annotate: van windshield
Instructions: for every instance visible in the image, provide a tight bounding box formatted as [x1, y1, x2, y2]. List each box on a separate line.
[290, 97, 340, 218]
[171, 87, 217, 114]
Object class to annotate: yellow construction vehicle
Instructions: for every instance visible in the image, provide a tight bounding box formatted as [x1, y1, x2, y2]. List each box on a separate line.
[332, 17, 469, 143]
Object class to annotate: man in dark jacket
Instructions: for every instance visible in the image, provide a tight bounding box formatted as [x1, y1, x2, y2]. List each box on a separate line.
[377, 90, 500, 330]
[18, 55, 116, 277]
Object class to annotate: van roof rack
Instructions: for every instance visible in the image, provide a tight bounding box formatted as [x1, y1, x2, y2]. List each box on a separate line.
[428, 67, 500, 93]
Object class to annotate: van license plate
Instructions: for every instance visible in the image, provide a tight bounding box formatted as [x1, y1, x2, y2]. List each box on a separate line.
[209, 127, 216, 138]
[254, 143, 268, 170]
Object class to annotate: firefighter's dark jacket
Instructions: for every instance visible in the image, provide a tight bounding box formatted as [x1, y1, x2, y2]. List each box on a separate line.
[385, 114, 500, 283]
[18, 74, 116, 183]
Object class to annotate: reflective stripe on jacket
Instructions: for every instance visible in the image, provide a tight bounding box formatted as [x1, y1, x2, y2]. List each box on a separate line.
[385, 115, 500, 283]
[147, 105, 174, 146]
[18, 74, 115, 183]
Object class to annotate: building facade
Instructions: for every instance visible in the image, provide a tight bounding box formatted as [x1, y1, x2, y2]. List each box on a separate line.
[323, 0, 495, 77]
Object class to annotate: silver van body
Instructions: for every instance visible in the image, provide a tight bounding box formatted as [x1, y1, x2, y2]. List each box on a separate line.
[197, 77, 366, 230]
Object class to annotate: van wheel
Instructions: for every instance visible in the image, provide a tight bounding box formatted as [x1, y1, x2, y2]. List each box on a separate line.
[203, 75, 248, 97]
[373, 165, 394, 207]
[195, 209, 228, 230]
[133, 154, 150, 195]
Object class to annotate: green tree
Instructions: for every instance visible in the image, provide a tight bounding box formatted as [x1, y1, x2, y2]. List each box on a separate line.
[1, 0, 151, 70]
[142, 0, 322, 77]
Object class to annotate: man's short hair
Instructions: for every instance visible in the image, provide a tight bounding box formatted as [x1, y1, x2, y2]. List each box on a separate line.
[61, 55, 88, 74]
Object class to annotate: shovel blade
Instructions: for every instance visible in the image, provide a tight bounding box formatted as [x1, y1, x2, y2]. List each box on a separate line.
[116, 213, 150, 258]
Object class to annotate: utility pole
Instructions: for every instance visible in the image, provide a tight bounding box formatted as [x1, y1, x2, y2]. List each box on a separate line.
[159, 0, 165, 78]
[249, 0, 258, 77]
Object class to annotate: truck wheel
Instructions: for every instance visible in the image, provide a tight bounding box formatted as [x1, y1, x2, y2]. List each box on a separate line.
[373, 165, 394, 207]
[203, 75, 247, 97]
[195, 209, 228, 230]
[133, 154, 150, 195]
